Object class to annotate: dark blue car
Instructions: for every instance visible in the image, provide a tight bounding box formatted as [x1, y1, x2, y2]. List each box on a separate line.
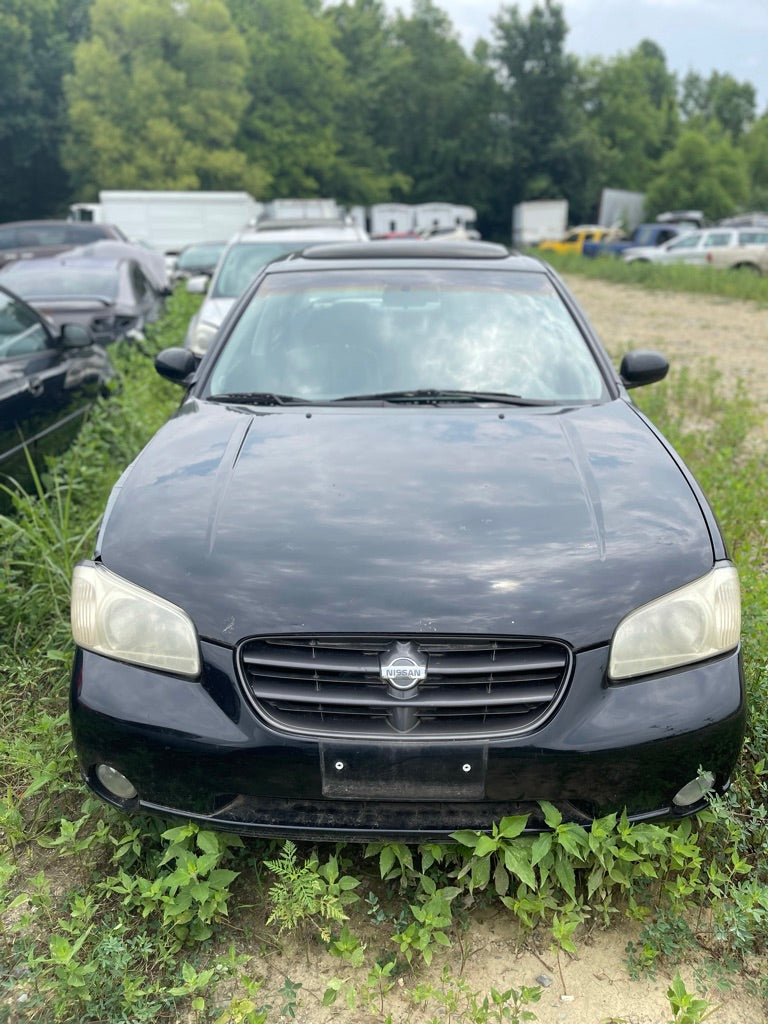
[69, 241, 745, 840]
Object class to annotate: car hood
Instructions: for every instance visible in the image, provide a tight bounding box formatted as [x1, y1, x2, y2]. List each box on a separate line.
[97, 400, 714, 648]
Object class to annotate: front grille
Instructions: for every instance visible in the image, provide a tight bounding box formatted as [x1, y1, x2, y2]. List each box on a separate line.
[239, 634, 571, 740]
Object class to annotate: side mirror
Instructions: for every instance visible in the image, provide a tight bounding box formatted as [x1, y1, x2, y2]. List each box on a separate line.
[155, 347, 198, 385]
[619, 350, 669, 389]
[186, 275, 209, 295]
[61, 323, 94, 349]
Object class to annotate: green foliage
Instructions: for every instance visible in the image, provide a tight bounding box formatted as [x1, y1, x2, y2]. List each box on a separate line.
[0, 0, 88, 219]
[108, 822, 244, 946]
[63, 0, 262, 195]
[412, 967, 542, 1024]
[645, 128, 749, 221]
[391, 875, 460, 966]
[666, 972, 719, 1023]
[579, 43, 678, 191]
[680, 70, 756, 142]
[2, 0, 762, 229]
[264, 840, 360, 940]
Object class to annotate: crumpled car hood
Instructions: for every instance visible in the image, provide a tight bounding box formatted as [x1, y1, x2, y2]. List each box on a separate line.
[97, 399, 714, 648]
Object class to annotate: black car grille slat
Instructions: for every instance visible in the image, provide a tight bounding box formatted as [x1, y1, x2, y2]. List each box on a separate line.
[239, 635, 571, 740]
[253, 682, 556, 709]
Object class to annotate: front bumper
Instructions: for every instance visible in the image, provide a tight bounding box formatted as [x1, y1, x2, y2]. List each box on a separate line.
[70, 641, 746, 842]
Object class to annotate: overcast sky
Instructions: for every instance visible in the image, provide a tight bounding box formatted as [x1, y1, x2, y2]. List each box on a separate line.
[387, 0, 768, 114]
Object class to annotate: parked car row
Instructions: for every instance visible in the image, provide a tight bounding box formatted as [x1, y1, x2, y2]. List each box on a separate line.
[623, 226, 768, 270]
[0, 219, 171, 485]
[539, 210, 768, 273]
[0, 283, 113, 489]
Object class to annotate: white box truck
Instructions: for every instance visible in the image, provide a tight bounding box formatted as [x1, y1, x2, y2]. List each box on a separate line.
[69, 190, 263, 254]
[512, 199, 568, 248]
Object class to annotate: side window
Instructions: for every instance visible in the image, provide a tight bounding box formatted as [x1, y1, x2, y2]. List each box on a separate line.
[669, 235, 701, 250]
[703, 232, 731, 248]
[130, 264, 148, 299]
[0, 227, 19, 251]
[0, 294, 51, 358]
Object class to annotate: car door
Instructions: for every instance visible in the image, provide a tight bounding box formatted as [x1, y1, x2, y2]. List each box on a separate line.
[657, 232, 704, 264]
[126, 261, 164, 333]
[0, 287, 108, 484]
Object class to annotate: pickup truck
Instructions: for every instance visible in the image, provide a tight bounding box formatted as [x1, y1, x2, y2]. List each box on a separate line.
[582, 223, 682, 258]
[537, 225, 620, 255]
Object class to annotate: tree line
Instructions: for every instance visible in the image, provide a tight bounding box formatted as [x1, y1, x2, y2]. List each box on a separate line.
[2, 0, 767, 240]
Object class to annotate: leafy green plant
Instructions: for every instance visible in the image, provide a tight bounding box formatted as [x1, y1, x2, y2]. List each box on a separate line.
[412, 967, 542, 1024]
[391, 875, 460, 966]
[264, 840, 360, 940]
[666, 972, 719, 1023]
[277, 976, 302, 1019]
[108, 823, 243, 946]
[326, 922, 366, 966]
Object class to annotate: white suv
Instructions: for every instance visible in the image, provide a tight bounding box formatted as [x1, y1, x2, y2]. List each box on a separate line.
[183, 221, 368, 356]
[623, 226, 767, 266]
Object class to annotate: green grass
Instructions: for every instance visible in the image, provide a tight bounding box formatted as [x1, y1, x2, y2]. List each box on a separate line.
[0, 283, 766, 1021]
[536, 250, 768, 305]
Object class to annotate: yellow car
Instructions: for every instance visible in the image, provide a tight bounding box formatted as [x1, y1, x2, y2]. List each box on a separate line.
[538, 225, 617, 255]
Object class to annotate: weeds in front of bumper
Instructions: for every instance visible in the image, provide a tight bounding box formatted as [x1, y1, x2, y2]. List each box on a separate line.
[263, 840, 360, 942]
[109, 822, 244, 946]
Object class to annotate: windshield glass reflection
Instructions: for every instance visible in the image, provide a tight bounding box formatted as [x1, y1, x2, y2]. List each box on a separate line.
[206, 269, 607, 403]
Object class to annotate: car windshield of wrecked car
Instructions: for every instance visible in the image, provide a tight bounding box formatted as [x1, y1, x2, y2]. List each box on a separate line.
[3, 264, 120, 301]
[0, 291, 50, 358]
[204, 268, 608, 404]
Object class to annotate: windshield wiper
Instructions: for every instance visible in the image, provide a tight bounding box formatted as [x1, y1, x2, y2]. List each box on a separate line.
[333, 389, 552, 406]
[207, 392, 310, 406]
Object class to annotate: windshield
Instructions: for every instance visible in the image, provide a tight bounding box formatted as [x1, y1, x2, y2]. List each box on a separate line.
[2, 264, 119, 300]
[205, 268, 607, 404]
[211, 242, 308, 298]
[177, 243, 225, 271]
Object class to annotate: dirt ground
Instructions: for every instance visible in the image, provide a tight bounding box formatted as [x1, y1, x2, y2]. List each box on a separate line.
[249, 280, 768, 1023]
[565, 275, 768, 422]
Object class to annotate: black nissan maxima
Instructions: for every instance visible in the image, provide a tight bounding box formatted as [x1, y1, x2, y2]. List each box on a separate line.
[69, 241, 745, 841]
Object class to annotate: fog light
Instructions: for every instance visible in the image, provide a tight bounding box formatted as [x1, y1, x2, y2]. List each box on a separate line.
[673, 771, 715, 807]
[95, 764, 138, 801]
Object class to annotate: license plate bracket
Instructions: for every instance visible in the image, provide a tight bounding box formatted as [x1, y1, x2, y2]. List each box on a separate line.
[320, 745, 487, 800]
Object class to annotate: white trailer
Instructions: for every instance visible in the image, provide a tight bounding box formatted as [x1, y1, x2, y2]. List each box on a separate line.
[413, 202, 476, 232]
[369, 203, 416, 236]
[261, 198, 342, 221]
[69, 190, 263, 254]
[511, 199, 568, 247]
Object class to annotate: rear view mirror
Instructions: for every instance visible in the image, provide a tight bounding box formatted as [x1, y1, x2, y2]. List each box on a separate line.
[155, 347, 197, 385]
[619, 350, 669, 389]
[61, 323, 94, 349]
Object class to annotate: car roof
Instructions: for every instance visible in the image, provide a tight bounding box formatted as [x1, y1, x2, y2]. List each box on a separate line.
[230, 224, 368, 245]
[261, 239, 541, 272]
